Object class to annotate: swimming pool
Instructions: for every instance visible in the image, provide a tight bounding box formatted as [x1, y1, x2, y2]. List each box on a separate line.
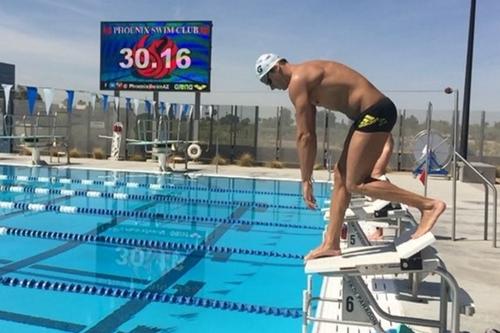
[0, 164, 330, 333]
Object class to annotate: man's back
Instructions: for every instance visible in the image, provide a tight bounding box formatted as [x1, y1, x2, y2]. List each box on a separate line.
[289, 60, 384, 119]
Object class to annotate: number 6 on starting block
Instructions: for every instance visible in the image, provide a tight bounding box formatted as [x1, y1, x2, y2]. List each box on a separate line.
[342, 277, 378, 324]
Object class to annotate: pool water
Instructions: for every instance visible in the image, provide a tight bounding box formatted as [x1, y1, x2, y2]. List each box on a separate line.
[0, 165, 329, 333]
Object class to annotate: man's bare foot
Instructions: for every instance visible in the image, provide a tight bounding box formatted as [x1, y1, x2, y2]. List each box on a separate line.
[368, 227, 384, 241]
[304, 245, 341, 261]
[412, 200, 446, 238]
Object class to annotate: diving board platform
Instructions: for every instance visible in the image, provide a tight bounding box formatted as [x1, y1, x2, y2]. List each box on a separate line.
[0, 135, 65, 140]
[0, 135, 69, 165]
[0, 111, 70, 165]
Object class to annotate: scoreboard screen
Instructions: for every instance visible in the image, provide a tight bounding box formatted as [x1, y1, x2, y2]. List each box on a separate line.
[100, 21, 212, 92]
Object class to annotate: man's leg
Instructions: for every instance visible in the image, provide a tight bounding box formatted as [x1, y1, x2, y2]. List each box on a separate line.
[371, 134, 393, 179]
[305, 131, 353, 260]
[368, 134, 394, 240]
[345, 131, 446, 239]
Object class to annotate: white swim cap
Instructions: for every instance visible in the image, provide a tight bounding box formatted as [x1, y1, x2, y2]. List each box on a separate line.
[255, 53, 283, 83]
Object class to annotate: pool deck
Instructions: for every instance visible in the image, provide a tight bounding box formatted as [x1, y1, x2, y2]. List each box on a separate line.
[1, 154, 499, 332]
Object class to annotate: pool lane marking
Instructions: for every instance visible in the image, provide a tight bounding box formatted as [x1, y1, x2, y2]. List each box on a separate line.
[33, 262, 150, 285]
[0, 207, 303, 331]
[0, 184, 304, 326]
[0, 309, 85, 333]
[0, 200, 164, 331]
[5, 266, 149, 291]
[0, 193, 76, 276]
[0, 200, 158, 275]
[83, 205, 251, 333]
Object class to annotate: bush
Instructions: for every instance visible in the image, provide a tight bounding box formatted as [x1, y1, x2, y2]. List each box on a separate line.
[313, 163, 324, 170]
[211, 155, 227, 165]
[19, 146, 32, 156]
[266, 159, 284, 169]
[92, 148, 106, 159]
[130, 154, 146, 161]
[69, 148, 81, 158]
[237, 153, 254, 167]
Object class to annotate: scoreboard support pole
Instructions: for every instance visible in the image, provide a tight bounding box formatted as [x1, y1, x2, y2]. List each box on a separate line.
[193, 92, 201, 141]
[154, 90, 160, 139]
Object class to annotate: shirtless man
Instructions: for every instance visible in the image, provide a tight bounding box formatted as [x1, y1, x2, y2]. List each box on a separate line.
[255, 54, 446, 260]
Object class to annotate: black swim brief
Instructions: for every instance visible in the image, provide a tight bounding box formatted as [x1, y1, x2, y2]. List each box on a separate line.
[351, 97, 397, 133]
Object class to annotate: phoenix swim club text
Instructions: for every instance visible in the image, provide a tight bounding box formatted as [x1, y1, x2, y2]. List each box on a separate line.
[109, 25, 204, 35]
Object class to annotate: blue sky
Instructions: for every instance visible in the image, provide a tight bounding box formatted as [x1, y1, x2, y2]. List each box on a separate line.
[0, 0, 499, 114]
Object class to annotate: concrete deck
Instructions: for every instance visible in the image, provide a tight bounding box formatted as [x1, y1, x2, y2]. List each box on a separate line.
[0, 153, 499, 332]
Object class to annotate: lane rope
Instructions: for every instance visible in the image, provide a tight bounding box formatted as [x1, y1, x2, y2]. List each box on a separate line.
[0, 226, 304, 259]
[0, 174, 329, 198]
[0, 275, 301, 318]
[0, 183, 309, 210]
[0, 200, 323, 231]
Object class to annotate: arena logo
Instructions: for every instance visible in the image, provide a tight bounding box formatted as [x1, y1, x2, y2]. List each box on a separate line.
[174, 84, 194, 91]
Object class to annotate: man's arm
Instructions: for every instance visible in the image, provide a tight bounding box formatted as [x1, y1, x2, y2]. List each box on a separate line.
[289, 79, 317, 183]
[289, 79, 317, 208]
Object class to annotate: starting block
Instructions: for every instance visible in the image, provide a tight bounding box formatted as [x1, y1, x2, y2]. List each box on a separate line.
[322, 199, 412, 247]
[345, 200, 407, 221]
[303, 231, 467, 333]
[323, 199, 407, 222]
[306, 231, 436, 275]
[315, 181, 473, 333]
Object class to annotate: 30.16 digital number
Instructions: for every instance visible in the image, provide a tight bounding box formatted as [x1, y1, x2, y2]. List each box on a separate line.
[119, 47, 191, 70]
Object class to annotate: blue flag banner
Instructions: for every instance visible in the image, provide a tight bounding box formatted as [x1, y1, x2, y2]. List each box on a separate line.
[125, 97, 131, 111]
[180, 104, 192, 120]
[169, 103, 178, 119]
[66, 90, 75, 113]
[145, 100, 151, 113]
[102, 95, 109, 112]
[27, 86, 38, 115]
[159, 102, 166, 115]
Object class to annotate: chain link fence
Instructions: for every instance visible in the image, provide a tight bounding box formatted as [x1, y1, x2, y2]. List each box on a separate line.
[1, 85, 499, 171]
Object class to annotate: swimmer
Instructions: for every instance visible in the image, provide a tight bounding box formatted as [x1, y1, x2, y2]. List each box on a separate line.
[254, 54, 446, 260]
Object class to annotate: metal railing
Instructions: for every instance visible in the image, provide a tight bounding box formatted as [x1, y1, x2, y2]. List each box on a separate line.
[450, 88, 498, 248]
[452, 152, 498, 247]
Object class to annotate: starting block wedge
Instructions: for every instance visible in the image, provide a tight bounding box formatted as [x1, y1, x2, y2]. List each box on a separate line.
[306, 231, 436, 275]
[395, 230, 435, 259]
